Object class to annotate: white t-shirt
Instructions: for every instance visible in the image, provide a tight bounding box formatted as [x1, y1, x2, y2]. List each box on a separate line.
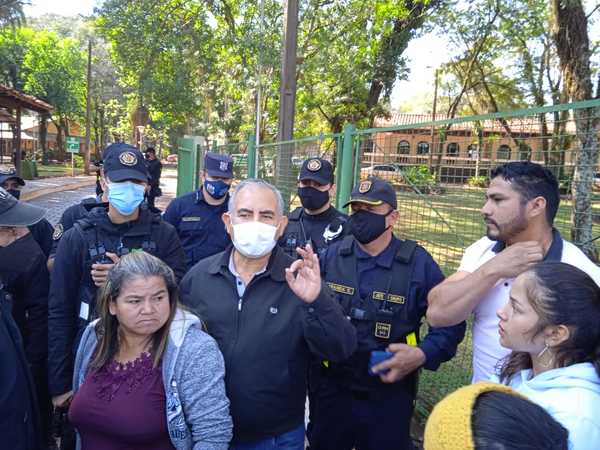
[458, 234, 600, 383]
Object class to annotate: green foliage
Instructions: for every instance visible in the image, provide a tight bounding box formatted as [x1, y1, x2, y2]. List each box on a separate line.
[467, 175, 488, 188]
[94, 0, 441, 143]
[22, 31, 86, 120]
[72, 153, 85, 168]
[403, 165, 436, 191]
[0, 27, 33, 89]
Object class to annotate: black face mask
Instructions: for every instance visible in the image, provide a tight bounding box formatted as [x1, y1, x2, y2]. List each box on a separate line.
[7, 189, 20, 200]
[348, 209, 392, 244]
[298, 186, 330, 211]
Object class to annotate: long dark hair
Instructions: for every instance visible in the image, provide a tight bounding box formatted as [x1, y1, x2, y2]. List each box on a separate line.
[472, 391, 568, 449]
[499, 261, 600, 383]
[90, 251, 179, 369]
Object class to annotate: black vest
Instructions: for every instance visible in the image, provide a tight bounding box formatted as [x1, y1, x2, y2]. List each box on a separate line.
[73, 214, 161, 326]
[323, 236, 420, 390]
[281, 207, 346, 258]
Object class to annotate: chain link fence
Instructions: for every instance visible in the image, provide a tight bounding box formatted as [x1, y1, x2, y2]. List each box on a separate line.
[255, 134, 342, 213]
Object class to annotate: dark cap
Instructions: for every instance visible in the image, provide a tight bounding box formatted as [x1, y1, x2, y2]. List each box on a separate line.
[0, 169, 25, 187]
[205, 152, 234, 178]
[299, 158, 333, 185]
[0, 187, 46, 226]
[344, 177, 397, 209]
[102, 143, 149, 183]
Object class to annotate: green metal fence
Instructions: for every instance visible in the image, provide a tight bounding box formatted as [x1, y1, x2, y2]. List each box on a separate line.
[183, 99, 600, 421]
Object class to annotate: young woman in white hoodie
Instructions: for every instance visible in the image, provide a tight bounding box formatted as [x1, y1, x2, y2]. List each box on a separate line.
[496, 261, 600, 450]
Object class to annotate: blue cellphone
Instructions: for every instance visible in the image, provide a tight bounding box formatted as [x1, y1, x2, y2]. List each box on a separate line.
[368, 350, 393, 375]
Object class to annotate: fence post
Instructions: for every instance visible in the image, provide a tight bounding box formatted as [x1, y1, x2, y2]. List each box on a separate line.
[338, 124, 356, 211]
[335, 134, 343, 208]
[247, 134, 257, 178]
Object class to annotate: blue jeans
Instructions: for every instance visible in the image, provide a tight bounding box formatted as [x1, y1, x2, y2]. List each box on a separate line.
[230, 424, 305, 450]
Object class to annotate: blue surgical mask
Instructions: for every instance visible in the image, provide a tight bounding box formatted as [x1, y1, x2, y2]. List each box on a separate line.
[204, 179, 230, 199]
[107, 181, 145, 215]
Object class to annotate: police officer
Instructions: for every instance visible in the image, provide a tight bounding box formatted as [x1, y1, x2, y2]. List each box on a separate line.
[279, 157, 347, 259]
[0, 187, 50, 448]
[311, 177, 466, 450]
[0, 170, 54, 258]
[144, 146, 162, 210]
[47, 145, 124, 269]
[164, 151, 234, 269]
[48, 144, 186, 411]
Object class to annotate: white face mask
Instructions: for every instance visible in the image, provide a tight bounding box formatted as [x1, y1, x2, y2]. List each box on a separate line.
[231, 221, 278, 258]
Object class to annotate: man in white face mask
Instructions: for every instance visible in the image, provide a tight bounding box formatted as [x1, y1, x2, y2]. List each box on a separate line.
[180, 179, 357, 450]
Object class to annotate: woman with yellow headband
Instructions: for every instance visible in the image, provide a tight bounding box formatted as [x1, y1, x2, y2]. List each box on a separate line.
[424, 382, 567, 449]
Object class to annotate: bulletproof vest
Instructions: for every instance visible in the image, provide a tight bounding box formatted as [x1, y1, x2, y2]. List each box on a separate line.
[323, 235, 419, 390]
[281, 208, 346, 258]
[73, 214, 161, 325]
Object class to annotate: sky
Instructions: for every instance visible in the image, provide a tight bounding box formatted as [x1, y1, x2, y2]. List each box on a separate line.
[24, 0, 97, 18]
[22, 0, 600, 112]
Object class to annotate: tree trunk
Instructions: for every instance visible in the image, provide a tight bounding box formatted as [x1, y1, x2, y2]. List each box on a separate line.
[40, 114, 48, 164]
[551, 0, 599, 261]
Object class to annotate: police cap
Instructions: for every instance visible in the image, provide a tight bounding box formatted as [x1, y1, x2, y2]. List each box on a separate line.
[205, 152, 234, 178]
[0, 169, 25, 187]
[103, 143, 149, 183]
[0, 186, 45, 226]
[299, 158, 333, 185]
[344, 176, 397, 209]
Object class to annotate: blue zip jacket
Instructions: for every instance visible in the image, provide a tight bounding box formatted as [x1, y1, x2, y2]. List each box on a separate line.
[73, 308, 233, 450]
[506, 363, 600, 450]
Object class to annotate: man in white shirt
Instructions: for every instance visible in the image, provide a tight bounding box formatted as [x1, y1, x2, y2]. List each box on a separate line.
[427, 161, 600, 382]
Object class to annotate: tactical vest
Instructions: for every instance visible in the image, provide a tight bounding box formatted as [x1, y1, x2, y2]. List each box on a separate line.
[323, 235, 420, 391]
[73, 214, 161, 328]
[281, 208, 346, 258]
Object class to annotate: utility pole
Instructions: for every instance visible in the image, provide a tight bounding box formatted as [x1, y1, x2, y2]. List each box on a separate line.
[428, 68, 439, 171]
[254, 0, 265, 176]
[84, 39, 92, 175]
[275, 0, 298, 211]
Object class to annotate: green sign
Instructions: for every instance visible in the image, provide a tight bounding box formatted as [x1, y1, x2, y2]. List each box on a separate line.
[66, 136, 80, 153]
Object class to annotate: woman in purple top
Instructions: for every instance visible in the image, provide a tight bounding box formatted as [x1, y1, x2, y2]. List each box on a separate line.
[69, 251, 232, 450]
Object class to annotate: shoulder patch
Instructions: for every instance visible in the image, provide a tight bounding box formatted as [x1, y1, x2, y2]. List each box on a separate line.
[52, 223, 64, 241]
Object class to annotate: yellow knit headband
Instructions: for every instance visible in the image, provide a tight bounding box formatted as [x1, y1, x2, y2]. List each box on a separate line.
[424, 382, 525, 450]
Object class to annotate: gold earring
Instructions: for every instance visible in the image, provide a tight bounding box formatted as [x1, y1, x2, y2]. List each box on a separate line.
[537, 345, 555, 368]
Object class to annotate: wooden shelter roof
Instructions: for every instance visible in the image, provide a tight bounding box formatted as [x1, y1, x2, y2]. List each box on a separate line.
[0, 84, 53, 113]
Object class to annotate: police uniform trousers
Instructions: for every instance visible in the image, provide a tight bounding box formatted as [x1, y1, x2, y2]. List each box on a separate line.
[309, 375, 415, 450]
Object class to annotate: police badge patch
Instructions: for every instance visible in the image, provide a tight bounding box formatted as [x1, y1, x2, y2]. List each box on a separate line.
[53, 223, 64, 241]
[307, 159, 321, 171]
[119, 151, 138, 166]
[358, 180, 372, 193]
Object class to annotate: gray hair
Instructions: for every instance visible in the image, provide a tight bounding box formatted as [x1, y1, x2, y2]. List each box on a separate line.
[228, 178, 284, 216]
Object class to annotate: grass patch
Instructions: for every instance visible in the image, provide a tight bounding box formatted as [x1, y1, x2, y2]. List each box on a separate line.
[37, 163, 84, 178]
